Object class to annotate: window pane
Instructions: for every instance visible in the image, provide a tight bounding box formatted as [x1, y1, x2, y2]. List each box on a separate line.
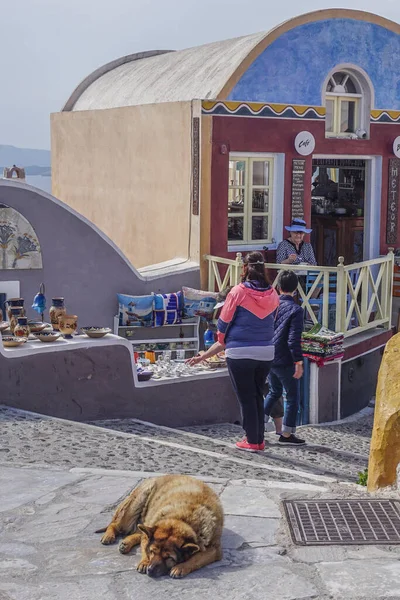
[252, 161, 269, 186]
[229, 160, 246, 186]
[228, 188, 245, 212]
[252, 216, 268, 240]
[340, 101, 356, 133]
[326, 99, 334, 132]
[228, 217, 244, 241]
[252, 189, 269, 212]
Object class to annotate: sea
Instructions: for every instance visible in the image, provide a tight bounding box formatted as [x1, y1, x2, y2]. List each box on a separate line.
[25, 175, 52, 194]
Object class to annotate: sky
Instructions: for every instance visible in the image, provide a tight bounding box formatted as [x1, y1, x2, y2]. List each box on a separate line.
[1, 0, 400, 150]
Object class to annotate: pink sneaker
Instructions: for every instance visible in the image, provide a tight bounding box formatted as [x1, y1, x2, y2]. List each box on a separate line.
[235, 438, 260, 452]
[258, 441, 265, 451]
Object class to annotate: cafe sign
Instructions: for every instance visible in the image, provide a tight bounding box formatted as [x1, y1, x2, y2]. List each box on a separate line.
[393, 136, 400, 159]
[386, 158, 400, 245]
[294, 131, 315, 156]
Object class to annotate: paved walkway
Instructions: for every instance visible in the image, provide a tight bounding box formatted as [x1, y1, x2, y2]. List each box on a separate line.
[0, 463, 399, 600]
[0, 405, 372, 485]
[1, 404, 399, 599]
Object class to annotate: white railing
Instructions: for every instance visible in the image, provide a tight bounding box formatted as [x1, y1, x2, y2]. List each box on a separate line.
[204, 250, 394, 338]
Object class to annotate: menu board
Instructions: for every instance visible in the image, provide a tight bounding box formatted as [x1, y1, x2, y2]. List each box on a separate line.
[291, 159, 305, 219]
[192, 117, 200, 215]
[387, 158, 400, 245]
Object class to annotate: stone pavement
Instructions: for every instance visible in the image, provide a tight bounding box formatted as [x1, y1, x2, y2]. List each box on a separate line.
[1, 404, 400, 599]
[1, 463, 400, 600]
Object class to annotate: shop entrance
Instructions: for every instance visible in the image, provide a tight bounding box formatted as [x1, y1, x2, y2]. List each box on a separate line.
[311, 156, 381, 266]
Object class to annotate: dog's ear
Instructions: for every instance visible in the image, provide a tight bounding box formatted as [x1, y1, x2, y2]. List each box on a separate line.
[182, 543, 200, 556]
[138, 524, 156, 539]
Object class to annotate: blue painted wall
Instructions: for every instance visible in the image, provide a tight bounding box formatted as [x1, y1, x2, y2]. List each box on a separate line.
[228, 19, 400, 110]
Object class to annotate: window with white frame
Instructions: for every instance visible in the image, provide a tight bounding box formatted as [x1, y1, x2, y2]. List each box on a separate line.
[325, 71, 362, 137]
[228, 157, 273, 244]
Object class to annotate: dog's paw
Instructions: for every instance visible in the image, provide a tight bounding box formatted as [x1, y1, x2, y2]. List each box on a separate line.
[137, 560, 149, 574]
[170, 565, 189, 579]
[100, 532, 116, 545]
[119, 540, 131, 554]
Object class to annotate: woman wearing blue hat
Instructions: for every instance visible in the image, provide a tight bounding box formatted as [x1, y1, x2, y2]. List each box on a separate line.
[276, 218, 317, 266]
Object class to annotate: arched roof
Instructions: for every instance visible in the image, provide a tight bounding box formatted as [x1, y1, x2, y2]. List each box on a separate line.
[64, 9, 400, 112]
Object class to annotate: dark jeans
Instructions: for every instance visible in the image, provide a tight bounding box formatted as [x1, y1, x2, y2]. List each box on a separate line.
[227, 358, 272, 445]
[264, 365, 300, 434]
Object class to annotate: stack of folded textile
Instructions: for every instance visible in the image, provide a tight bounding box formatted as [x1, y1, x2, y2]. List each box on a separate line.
[301, 324, 344, 366]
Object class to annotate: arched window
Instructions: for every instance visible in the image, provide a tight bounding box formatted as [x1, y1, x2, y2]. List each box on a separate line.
[324, 68, 373, 138]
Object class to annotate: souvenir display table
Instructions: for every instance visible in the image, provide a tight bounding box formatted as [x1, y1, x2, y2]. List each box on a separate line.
[0, 333, 238, 426]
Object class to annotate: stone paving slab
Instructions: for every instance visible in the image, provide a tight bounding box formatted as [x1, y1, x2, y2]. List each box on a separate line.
[317, 559, 400, 597]
[1, 463, 400, 599]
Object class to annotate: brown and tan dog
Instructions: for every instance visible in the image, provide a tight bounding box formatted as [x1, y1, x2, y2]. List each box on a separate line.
[96, 474, 224, 578]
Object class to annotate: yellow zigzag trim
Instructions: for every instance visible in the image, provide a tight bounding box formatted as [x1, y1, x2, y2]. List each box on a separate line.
[202, 100, 325, 117]
[371, 109, 400, 120]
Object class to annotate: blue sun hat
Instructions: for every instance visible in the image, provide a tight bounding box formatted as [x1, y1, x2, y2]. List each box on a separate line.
[285, 218, 312, 234]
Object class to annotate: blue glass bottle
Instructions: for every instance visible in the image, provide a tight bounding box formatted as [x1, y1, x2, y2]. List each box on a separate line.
[204, 323, 216, 350]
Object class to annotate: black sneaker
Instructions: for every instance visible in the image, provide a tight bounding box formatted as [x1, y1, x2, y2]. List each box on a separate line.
[278, 434, 306, 446]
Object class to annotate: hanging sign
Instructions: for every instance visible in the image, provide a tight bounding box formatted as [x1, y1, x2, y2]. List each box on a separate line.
[294, 131, 315, 156]
[386, 158, 400, 244]
[393, 136, 400, 159]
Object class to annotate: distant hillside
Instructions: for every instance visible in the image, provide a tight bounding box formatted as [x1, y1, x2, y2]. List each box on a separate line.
[0, 145, 50, 168]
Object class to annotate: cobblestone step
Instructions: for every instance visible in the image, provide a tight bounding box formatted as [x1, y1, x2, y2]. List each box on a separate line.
[89, 417, 370, 483]
[0, 406, 321, 484]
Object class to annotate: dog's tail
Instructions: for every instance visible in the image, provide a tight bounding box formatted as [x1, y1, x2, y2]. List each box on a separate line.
[94, 527, 107, 534]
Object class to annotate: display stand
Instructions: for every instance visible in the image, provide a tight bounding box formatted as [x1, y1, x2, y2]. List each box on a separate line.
[113, 316, 200, 359]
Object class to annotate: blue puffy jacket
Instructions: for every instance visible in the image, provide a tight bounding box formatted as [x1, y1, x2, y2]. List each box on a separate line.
[273, 295, 304, 366]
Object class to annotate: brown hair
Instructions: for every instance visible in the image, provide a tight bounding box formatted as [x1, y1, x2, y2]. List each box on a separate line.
[241, 251, 270, 287]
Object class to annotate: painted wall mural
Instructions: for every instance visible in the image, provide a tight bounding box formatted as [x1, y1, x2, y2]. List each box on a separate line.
[0, 204, 42, 269]
[228, 19, 400, 110]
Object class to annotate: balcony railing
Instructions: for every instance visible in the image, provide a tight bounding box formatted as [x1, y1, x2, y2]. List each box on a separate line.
[204, 250, 394, 338]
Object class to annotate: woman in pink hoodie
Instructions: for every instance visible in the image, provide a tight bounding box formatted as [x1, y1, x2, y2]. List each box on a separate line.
[217, 252, 279, 452]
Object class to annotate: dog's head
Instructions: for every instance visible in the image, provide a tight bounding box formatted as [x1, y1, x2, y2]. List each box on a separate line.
[138, 521, 200, 577]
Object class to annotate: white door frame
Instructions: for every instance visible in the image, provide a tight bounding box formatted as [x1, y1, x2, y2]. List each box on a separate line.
[313, 154, 381, 261]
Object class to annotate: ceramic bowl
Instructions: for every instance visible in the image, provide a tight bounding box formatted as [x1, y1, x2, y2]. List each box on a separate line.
[28, 321, 48, 333]
[81, 326, 112, 339]
[34, 331, 61, 343]
[137, 370, 154, 382]
[2, 336, 27, 347]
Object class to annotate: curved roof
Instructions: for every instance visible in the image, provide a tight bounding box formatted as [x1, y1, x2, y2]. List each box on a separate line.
[64, 9, 400, 112]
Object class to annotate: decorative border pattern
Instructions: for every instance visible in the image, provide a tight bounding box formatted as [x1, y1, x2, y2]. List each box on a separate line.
[371, 110, 400, 124]
[192, 117, 200, 216]
[201, 100, 325, 120]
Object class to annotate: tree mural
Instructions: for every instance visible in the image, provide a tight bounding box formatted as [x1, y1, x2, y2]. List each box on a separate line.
[0, 206, 42, 270]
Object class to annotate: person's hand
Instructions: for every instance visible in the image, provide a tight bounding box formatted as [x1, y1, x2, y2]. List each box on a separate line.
[293, 363, 304, 379]
[288, 254, 297, 263]
[186, 354, 204, 366]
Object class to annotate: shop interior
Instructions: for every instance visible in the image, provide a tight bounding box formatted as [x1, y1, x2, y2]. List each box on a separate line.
[311, 158, 366, 265]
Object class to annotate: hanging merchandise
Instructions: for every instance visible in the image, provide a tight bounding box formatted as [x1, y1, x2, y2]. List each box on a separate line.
[32, 283, 46, 323]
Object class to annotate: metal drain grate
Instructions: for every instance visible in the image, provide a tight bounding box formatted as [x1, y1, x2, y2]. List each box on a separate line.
[283, 499, 400, 545]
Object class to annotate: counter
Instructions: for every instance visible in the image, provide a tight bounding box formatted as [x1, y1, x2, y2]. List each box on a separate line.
[0, 334, 238, 426]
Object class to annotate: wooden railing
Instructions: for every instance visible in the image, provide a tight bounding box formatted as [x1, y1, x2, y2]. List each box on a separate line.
[204, 250, 394, 338]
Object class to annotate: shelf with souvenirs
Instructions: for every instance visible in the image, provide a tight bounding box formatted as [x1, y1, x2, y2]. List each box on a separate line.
[113, 315, 200, 359]
[113, 287, 230, 384]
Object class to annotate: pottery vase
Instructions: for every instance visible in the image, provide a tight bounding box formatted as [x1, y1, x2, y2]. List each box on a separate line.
[9, 306, 24, 333]
[58, 314, 78, 339]
[14, 316, 30, 338]
[6, 298, 25, 321]
[49, 298, 66, 331]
